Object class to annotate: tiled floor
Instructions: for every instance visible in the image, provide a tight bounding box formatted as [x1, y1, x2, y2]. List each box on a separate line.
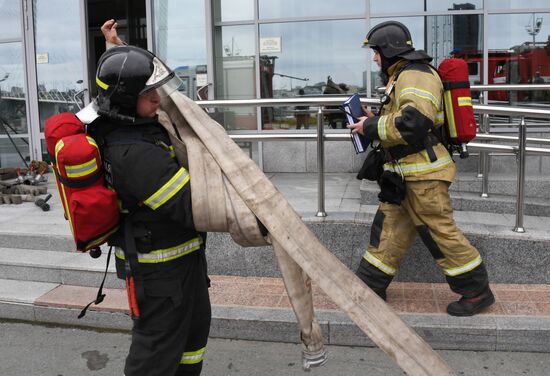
[35, 275, 550, 317]
[209, 277, 550, 316]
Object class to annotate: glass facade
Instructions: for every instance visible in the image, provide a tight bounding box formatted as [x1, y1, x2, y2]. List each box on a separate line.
[487, 0, 550, 10]
[371, 1, 483, 13]
[259, 0, 365, 19]
[488, 12, 550, 104]
[0, 2, 28, 167]
[213, 24, 257, 130]
[0, 1, 23, 40]
[214, 0, 254, 22]
[0, 0, 549, 166]
[34, 0, 85, 135]
[153, 0, 207, 101]
[260, 19, 366, 130]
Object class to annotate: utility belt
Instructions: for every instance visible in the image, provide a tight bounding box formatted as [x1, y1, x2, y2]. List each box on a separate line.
[358, 132, 443, 207]
[118, 214, 203, 320]
[387, 132, 441, 163]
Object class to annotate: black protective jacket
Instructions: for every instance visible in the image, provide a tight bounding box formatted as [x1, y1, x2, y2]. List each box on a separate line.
[88, 116, 203, 280]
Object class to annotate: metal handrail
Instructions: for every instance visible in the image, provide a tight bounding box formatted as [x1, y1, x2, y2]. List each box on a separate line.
[475, 134, 550, 146]
[229, 133, 550, 155]
[198, 97, 550, 231]
[198, 97, 550, 118]
[471, 84, 550, 91]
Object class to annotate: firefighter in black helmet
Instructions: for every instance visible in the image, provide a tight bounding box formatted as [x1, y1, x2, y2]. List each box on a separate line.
[95, 43, 183, 122]
[86, 19, 211, 376]
[348, 21, 495, 316]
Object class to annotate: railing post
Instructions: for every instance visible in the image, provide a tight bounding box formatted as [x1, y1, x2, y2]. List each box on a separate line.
[480, 112, 490, 198]
[316, 107, 327, 217]
[478, 92, 490, 197]
[477, 92, 485, 178]
[514, 116, 527, 233]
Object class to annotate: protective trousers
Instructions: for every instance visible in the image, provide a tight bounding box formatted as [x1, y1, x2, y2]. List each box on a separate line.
[357, 180, 489, 298]
[124, 250, 211, 376]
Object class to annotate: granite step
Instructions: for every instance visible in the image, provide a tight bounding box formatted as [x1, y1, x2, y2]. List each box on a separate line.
[450, 173, 550, 199]
[360, 179, 550, 216]
[2, 216, 550, 289]
[1, 278, 549, 353]
[0, 247, 122, 289]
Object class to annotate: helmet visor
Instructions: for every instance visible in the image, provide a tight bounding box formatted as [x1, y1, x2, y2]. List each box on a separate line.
[140, 57, 183, 98]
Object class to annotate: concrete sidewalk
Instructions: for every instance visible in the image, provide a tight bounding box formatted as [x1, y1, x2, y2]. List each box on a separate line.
[2, 173, 550, 237]
[1, 173, 550, 352]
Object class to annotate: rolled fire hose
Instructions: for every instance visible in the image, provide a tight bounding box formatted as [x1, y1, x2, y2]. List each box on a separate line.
[159, 92, 455, 376]
[157, 109, 326, 370]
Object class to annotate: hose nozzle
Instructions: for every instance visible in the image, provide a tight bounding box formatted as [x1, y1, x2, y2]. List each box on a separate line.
[302, 348, 327, 371]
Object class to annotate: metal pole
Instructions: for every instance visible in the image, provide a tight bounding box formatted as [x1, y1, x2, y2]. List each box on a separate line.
[477, 92, 485, 178]
[480, 112, 490, 198]
[513, 117, 527, 233]
[316, 107, 327, 217]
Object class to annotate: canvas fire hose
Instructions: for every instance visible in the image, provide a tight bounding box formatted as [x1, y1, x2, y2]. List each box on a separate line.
[156, 109, 326, 370]
[158, 92, 455, 376]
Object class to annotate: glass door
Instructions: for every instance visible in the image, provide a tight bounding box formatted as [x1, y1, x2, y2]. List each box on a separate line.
[0, 1, 29, 168]
[32, 0, 87, 161]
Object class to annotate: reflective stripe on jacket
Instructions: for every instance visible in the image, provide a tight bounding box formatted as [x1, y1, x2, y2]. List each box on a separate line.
[363, 60, 455, 182]
[115, 236, 203, 264]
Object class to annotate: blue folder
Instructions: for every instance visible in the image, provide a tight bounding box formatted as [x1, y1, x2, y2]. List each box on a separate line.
[341, 93, 368, 153]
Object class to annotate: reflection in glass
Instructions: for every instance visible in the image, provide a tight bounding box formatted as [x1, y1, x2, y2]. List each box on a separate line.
[259, 0, 364, 19]
[259, 19, 366, 130]
[213, 0, 254, 23]
[371, 0, 424, 13]
[488, 13, 550, 105]
[427, 15, 483, 67]
[0, 42, 27, 141]
[369, 16, 483, 95]
[0, 1, 22, 40]
[34, 0, 84, 132]
[153, 0, 207, 100]
[213, 25, 257, 130]
[0, 138, 29, 168]
[372, 0, 483, 13]
[369, 17, 423, 93]
[426, 1, 482, 11]
[487, 0, 550, 10]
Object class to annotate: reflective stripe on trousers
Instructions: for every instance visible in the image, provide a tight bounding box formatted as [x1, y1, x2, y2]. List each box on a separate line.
[180, 347, 206, 365]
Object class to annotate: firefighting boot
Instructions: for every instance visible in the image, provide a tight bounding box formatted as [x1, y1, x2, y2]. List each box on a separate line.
[447, 287, 495, 317]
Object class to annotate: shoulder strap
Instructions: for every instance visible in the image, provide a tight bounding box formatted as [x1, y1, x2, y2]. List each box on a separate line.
[54, 168, 102, 188]
[104, 130, 157, 147]
[377, 62, 413, 114]
[386, 62, 451, 163]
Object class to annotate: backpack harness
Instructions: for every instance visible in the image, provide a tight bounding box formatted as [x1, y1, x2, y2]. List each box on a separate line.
[377, 58, 476, 163]
[44, 113, 169, 320]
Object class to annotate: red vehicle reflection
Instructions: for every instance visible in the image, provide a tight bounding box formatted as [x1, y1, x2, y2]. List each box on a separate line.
[453, 36, 550, 103]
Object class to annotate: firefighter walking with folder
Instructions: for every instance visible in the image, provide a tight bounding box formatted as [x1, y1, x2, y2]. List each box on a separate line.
[347, 21, 495, 316]
[85, 20, 211, 376]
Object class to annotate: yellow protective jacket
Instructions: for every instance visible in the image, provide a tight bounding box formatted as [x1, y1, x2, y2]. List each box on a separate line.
[363, 60, 455, 183]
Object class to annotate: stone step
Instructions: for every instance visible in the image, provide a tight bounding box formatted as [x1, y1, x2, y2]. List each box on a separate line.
[1, 278, 549, 353]
[2, 216, 549, 287]
[360, 179, 550, 216]
[451, 173, 550, 199]
[0, 247, 123, 289]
